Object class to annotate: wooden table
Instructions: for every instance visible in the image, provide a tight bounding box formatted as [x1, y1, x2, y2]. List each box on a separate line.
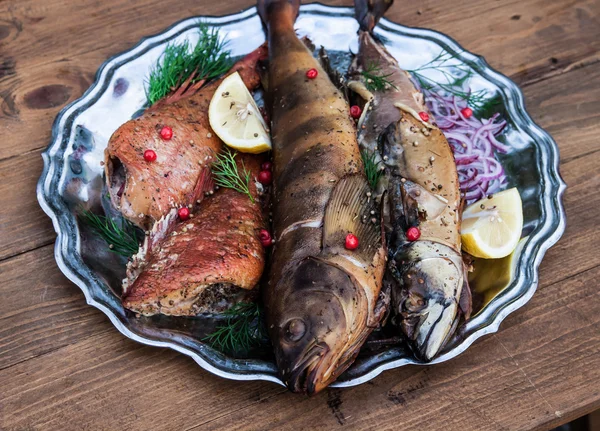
[1, 0, 599, 429]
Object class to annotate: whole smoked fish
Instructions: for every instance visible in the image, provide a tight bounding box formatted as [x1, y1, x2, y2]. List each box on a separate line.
[351, 0, 471, 360]
[259, 0, 387, 394]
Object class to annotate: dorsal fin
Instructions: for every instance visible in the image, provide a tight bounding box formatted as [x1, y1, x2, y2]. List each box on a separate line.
[147, 72, 206, 112]
[318, 47, 348, 98]
[459, 265, 473, 320]
[322, 175, 382, 264]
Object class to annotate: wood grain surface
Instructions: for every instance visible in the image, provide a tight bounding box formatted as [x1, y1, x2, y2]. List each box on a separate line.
[1, 0, 599, 430]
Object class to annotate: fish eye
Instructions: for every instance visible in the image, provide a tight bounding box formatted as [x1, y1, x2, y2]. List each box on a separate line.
[284, 318, 306, 342]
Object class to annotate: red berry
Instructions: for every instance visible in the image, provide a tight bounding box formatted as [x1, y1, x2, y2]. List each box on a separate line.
[160, 126, 173, 140]
[143, 149, 157, 162]
[306, 68, 318, 79]
[261, 161, 273, 171]
[418, 111, 430, 122]
[259, 229, 273, 247]
[258, 170, 272, 186]
[461, 107, 473, 119]
[350, 105, 362, 119]
[406, 226, 421, 241]
[345, 233, 359, 250]
[178, 207, 190, 221]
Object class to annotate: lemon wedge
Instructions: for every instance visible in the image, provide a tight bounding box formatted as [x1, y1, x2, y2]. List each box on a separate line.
[461, 188, 523, 259]
[208, 71, 271, 154]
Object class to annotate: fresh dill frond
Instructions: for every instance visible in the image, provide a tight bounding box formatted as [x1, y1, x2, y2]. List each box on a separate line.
[362, 150, 383, 190]
[79, 209, 142, 257]
[361, 61, 397, 92]
[205, 302, 265, 352]
[474, 94, 503, 120]
[211, 147, 254, 203]
[411, 72, 487, 109]
[146, 23, 232, 105]
[407, 51, 488, 109]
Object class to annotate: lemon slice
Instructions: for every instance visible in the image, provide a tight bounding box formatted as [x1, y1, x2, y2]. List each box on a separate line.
[461, 188, 523, 259]
[208, 71, 271, 154]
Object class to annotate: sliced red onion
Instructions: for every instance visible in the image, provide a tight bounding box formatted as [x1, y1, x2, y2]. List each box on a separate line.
[418, 84, 508, 204]
[454, 154, 479, 165]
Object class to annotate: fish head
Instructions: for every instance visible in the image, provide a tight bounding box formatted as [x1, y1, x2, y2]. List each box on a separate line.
[270, 257, 362, 395]
[391, 242, 463, 361]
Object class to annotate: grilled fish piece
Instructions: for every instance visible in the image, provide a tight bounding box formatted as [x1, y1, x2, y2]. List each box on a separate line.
[122, 154, 265, 316]
[351, 0, 471, 361]
[258, 0, 387, 394]
[105, 46, 266, 229]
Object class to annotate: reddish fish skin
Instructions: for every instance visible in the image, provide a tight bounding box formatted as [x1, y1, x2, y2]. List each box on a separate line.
[122, 155, 266, 316]
[105, 45, 267, 229]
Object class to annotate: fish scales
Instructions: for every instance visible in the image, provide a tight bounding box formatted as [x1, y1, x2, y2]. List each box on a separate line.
[387, 114, 461, 249]
[268, 31, 363, 268]
[269, 35, 362, 254]
[122, 154, 266, 316]
[259, 0, 386, 395]
[105, 46, 266, 229]
[351, 0, 470, 361]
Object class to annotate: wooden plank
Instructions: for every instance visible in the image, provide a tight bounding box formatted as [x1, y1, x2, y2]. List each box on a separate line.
[0, 262, 597, 430]
[0, 56, 96, 161]
[1, 0, 599, 159]
[2, 0, 596, 84]
[521, 59, 600, 163]
[0, 147, 597, 429]
[409, 0, 600, 86]
[165, 265, 600, 431]
[0, 331, 285, 430]
[0, 0, 598, 428]
[0, 150, 54, 260]
[533, 150, 600, 293]
[0, 245, 110, 370]
[515, 63, 600, 300]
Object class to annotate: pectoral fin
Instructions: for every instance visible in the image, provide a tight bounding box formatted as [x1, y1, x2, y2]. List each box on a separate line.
[368, 286, 390, 328]
[322, 175, 382, 265]
[459, 276, 473, 321]
[402, 181, 447, 220]
[318, 47, 348, 97]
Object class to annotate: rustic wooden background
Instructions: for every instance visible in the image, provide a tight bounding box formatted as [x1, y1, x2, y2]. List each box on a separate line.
[1, 0, 599, 429]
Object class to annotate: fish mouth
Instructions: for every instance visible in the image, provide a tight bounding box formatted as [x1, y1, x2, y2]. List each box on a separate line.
[284, 342, 330, 395]
[107, 156, 127, 200]
[411, 300, 458, 362]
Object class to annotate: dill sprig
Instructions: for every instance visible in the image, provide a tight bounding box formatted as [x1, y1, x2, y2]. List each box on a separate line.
[212, 148, 254, 203]
[204, 302, 265, 352]
[362, 150, 384, 190]
[474, 94, 503, 120]
[146, 24, 232, 105]
[79, 209, 142, 257]
[361, 61, 397, 92]
[407, 51, 487, 109]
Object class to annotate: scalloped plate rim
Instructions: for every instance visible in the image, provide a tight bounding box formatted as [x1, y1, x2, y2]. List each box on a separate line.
[36, 2, 566, 389]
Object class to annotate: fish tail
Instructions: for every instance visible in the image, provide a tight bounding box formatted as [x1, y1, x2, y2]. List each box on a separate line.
[257, 0, 300, 30]
[354, 0, 394, 32]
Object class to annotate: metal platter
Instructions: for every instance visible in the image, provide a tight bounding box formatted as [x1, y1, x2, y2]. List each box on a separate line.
[37, 3, 566, 388]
